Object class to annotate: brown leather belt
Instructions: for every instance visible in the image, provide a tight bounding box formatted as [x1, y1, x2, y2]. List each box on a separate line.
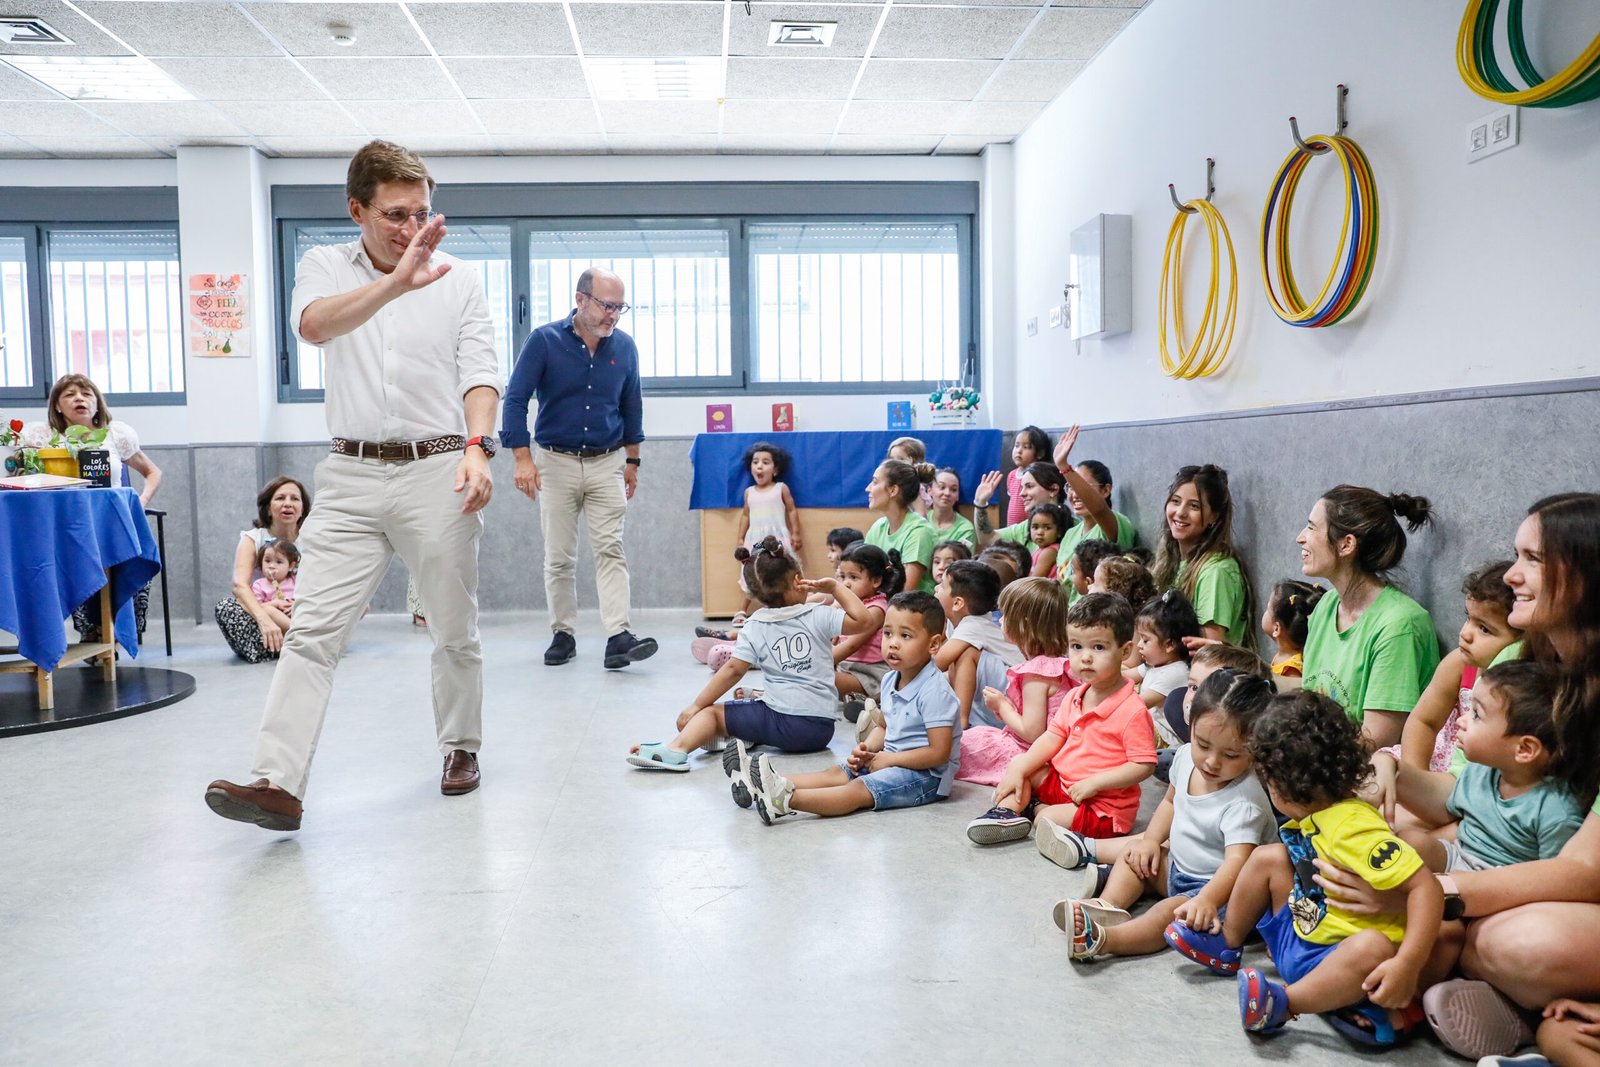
[330, 435, 464, 462]
[542, 445, 620, 459]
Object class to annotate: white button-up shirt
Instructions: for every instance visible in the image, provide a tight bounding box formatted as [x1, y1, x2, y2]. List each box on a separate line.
[290, 240, 501, 442]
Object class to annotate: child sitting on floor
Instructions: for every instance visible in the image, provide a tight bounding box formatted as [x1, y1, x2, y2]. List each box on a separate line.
[627, 537, 877, 772]
[1262, 580, 1322, 679]
[956, 577, 1071, 785]
[983, 540, 1033, 591]
[934, 560, 1023, 728]
[742, 590, 960, 824]
[250, 541, 299, 637]
[1027, 502, 1072, 580]
[832, 543, 903, 717]
[1068, 537, 1123, 599]
[1374, 661, 1585, 871]
[1134, 589, 1201, 719]
[931, 539, 971, 589]
[1165, 690, 1444, 1048]
[826, 527, 864, 567]
[1055, 669, 1279, 961]
[964, 592, 1156, 848]
[1089, 554, 1157, 611]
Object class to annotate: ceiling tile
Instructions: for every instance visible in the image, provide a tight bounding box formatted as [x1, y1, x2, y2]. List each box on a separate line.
[471, 100, 600, 135]
[301, 58, 456, 101]
[609, 134, 720, 154]
[446, 58, 589, 99]
[257, 136, 373, 157]
[213, 99, 364, 137]
[1, 101, 122, 136]
[25, 135, 166, 158]
[720, 100, 842, 136]
[872, 8, 1036, 61]
[934, 135, 998, 155]
[386, 135, 499, 156]
[1015, 7, 1136, 61]
[239, 3, 429, 57]
[719, 133, 830, 155]
[409, 3, 576, 56]
[570, 3, 723, 58]
[151, 136, 260, 153]
[0, 134, 50, 157]
[836, 100, 955, 136]
[153, 58, 327, 101]
[598, 100, 720, 135]
[724, 57, 859, 100]
[948, 99, 1043, 136]
[854, 59, 996, 101]
[345, 100, 482, 137]
[829, 134, 940, 154]
[76, 2, 277, 58]
[0, 61, 63, 101]
[80, 101, 246, 137]
[0, 0, 130, 56]
[978, 59, 1083, 102]
[729, 5, 883, 58]
[493, 134, 609, 154]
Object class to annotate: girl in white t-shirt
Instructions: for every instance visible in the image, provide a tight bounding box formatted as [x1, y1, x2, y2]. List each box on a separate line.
[1054, 669, 1279, 961]
[1134, 589, 1202, 724]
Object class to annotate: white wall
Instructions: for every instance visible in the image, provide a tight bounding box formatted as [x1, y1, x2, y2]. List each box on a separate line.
[1008, 0, 1600, 428]
[1, 151, 985, 444]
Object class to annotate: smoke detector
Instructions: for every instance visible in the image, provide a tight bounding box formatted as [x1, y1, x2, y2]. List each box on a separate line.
[328, 21, 356, 47]
[768, 21, 836, 47]
[0, 17, 73, 45]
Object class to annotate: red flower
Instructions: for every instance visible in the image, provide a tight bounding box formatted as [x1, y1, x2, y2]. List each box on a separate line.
[8, 418, 21, 433]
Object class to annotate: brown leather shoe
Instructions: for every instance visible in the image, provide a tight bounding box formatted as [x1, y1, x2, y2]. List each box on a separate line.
[205, 777, 302, 831]
[442, 750, 480, 795]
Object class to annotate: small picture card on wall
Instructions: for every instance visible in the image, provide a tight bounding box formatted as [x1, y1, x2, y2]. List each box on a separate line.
[706, 404, 733, 433]
[887, 401, 913, 430]
[771, 403, 794, 432]
[188, 273, 249, 358]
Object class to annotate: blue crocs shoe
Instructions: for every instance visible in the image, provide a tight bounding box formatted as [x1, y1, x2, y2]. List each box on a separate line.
[1238, 967, 1291, 1034]
[1163, 920, 1241, 975]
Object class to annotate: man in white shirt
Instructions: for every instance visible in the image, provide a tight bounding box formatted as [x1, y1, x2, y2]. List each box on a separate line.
[206, 140, 500, 831]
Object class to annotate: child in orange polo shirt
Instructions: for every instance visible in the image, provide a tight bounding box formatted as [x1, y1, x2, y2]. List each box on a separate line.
[966, 592, 1157, 848]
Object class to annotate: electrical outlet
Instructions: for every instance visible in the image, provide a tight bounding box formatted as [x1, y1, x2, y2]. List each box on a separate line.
[1047, 306, 1062, 328]
[1026, 316, 1038, 337]
[1467, 107, 1518, 163]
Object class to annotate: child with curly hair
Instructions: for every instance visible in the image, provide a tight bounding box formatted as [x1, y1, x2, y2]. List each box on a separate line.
[1165, 690, 1444, 1048]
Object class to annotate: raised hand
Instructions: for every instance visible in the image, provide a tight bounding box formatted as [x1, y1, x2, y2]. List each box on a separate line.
[1053, 423, 1081, 469]
[974, 469, 1003, 506]
[394, 214, 452, 293]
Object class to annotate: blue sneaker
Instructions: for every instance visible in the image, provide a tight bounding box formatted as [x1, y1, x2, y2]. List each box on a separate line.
[1163, 920, 1241, 975]
[1238, 967, 1291, 1034]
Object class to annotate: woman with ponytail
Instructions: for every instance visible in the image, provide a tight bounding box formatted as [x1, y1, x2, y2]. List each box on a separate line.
[1296, 485, 1439, 748]
[866, 459, 939, 592]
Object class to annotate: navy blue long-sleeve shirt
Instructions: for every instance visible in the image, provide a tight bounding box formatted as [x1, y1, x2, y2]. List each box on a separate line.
[500, 310, 644, 453]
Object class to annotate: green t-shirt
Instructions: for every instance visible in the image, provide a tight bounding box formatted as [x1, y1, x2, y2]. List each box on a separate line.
[997, 519, 1036, 552]
[867, 512, 937, 592]
[1490, 641, 1525, 667]
[1059, 511, 1138, 602]
[1175, 553, 1248, 645]
[932, 513, 976, 551]
[1301, 585, 1440, 723]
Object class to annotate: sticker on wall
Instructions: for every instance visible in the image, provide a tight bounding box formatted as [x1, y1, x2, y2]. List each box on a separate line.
[887, 401, 913, 430]
[771, 403, 794, 432]
[705, 404, 733, 433]
[188, 273, 249, 359]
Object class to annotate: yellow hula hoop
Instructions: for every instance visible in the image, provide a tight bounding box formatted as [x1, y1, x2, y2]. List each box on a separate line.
[1158, 198, 1238, 380]
[1456, 0, 1600, 107]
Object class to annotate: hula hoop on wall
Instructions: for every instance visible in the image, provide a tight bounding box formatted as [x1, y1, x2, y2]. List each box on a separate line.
[1260, 131, 1380, 329]
[1457, 0, 1600, 108]
[1158, 194, 1238, 380]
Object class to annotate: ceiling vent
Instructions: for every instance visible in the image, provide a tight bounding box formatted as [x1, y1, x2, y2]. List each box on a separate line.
[768, 21, 836, 47]
[0, 17, 73, 45]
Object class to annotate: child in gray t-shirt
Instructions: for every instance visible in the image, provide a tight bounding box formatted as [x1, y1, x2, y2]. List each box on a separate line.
[627, 537, 880, 773]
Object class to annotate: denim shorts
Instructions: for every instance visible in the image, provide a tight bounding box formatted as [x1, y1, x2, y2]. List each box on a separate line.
[1257, 902, 1338, 984]
[841, 763, 944, 811]
[723, 699, 834, 752]
[1167, 862, 1210, 899]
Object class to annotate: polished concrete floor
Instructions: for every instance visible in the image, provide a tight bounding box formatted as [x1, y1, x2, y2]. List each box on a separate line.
[2, 611, 1459, 1066]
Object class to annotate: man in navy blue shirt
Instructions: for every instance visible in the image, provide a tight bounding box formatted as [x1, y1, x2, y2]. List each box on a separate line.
[502, 267, 656, 669]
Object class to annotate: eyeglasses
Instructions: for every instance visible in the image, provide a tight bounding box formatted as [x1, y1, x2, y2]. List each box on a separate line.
[579, 292, 630, 315]
[371, 207, 437, 227]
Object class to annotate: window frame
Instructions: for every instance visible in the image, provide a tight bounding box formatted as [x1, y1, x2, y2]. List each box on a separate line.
[0, 223, 48, 405]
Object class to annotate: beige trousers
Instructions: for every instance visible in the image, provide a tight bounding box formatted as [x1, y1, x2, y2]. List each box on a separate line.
[537, 446, 631, 637]
[252, 452, 484, 799]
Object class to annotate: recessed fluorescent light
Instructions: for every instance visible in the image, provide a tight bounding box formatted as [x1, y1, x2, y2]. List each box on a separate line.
[586, 57, 720, 100]
[2, 55, 195, 101]
[769, 22, 836, 47]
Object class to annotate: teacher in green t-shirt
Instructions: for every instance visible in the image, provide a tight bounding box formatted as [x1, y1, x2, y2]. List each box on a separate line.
[864, 458, 938, 592]
[1296, 484, 1439, 749]
[1151, 463, 1253, 646]
[1321, 494, 1600, 1060]
[973, 460, 1066, 552]
[1053, 423, 1138, 598]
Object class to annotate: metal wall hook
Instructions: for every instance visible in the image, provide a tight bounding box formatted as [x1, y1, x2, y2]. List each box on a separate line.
[1168, 157, 1214, 214]
[1290, 83, 1348, 155]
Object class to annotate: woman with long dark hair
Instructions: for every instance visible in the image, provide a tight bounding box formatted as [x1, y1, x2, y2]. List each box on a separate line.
[1151, 464, 1252, 646]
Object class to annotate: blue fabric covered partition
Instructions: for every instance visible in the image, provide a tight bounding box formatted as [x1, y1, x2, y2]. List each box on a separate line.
[688, 429, 1004, 509]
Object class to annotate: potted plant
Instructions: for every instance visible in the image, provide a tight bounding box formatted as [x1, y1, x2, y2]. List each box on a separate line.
[2, 419, 51, 477]
[59, 424, 112, 485]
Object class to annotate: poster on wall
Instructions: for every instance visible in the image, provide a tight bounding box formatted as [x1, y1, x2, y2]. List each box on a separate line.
[188, 273, 249, 359]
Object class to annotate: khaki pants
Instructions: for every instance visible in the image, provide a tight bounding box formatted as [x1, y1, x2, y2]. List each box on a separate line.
[252, 452, 484, 799]
[537, 446, 631, 637]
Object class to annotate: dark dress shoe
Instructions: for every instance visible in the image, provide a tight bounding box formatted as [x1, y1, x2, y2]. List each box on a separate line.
[604, 630, 658, 670]
[544, 631, 576, 666]
[205, 777, 302, 831]
[442, 750, 480, 795]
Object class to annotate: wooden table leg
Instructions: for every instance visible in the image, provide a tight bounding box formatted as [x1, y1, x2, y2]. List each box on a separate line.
[96, 578, 116, 681]
[37, 668, 53, 710]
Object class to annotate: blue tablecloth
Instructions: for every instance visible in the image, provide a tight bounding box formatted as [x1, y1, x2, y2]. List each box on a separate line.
[0, 487, 161, 670]
[688, 429, 1004, 509]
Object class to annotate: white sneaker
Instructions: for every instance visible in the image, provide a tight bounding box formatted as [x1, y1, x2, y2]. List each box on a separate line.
[750, 753, 794, 825]
[854, 698, 884, 745]
[1034, 816, 1092, 869]
[726, 739, 752, 808]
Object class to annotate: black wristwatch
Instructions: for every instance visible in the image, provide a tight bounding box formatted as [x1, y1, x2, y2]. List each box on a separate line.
[625, 457, 641, 467]
[1438, 874, 1466, 921]
[465, 435, 498, 459]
